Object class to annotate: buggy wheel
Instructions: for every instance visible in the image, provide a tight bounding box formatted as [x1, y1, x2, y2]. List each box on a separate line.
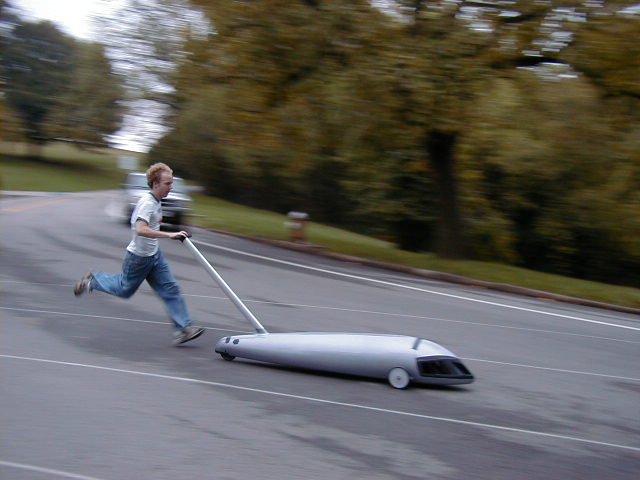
[388, 367, 410, 389]
[220, 352, 235, 361]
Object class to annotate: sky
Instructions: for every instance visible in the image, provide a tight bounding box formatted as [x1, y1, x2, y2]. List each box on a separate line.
[11, 0, 108, 40]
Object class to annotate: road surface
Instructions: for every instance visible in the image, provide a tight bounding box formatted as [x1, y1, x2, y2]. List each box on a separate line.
[1, 191, 638, 479]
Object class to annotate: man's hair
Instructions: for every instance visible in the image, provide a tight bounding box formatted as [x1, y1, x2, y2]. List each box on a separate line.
[146, 163, 173, 188]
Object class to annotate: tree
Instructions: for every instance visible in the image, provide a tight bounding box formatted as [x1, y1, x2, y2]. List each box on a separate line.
[459, 69, 640, 284]
[151, 86, 239, 198]
[372, 2, 493, 256]
[44, 42, 125, 147]
[166, 0, 388, 212]
[1, 13, 126, 148]
[1, 19, 76, 144]
[560, 7, 640, 132]
[155, 0, 639, 283]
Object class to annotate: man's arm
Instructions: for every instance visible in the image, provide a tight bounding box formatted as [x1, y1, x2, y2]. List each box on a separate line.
[135, 220, 188, 240]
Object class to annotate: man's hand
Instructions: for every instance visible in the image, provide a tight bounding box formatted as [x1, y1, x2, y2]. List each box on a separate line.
[135, 220, 190, 240]
[170, 230, 190, 241]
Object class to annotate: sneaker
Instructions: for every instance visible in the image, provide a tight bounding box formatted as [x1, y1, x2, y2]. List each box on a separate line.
[173, 326, 205, 346]
[74, 273, 92, 296]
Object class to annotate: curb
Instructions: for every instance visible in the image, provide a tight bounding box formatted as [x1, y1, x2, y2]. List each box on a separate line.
[194, 227, 640, 316]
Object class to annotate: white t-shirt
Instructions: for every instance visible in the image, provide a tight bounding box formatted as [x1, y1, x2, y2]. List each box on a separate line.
[126, 192, 162, 256]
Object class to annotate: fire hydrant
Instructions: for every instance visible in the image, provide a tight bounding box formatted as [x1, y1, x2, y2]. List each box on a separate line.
[285, 211, 309, 242]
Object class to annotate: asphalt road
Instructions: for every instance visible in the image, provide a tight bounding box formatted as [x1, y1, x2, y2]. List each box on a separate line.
[1, 191, 639, 480]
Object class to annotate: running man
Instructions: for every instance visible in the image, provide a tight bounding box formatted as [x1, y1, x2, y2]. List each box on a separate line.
[74, 162, 205, 346]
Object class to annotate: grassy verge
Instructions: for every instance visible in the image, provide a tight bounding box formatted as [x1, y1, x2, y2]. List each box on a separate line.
[191, 194, 640, 309]
[2, 141, 639, 308]
[0, 141, 139, 191]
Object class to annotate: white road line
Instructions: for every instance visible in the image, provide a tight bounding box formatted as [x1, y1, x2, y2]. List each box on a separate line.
[193, 240, 640, 331]
[1, 305, 636, 380]
[0, 306, 253, 334]
[1, 281, 637, 344]
[0, 460, 106, 480]
[463, 358, 640, 382]
[2, 354, 639, 453]
[187, 294, 640, 345]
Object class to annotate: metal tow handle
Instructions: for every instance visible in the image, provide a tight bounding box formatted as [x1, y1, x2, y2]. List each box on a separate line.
[181, 235, 268, 334]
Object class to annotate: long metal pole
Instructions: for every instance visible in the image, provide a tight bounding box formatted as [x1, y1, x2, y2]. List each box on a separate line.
[182, 237, 268, 334]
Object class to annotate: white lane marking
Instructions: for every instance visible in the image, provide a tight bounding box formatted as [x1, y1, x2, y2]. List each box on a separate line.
[187, 294, 640, 345]
[2, 354, 639, 453]
[463, 358, 640, 382]
[0, 281, 637, 344]
[0, 306, 253, 334]
[1, 305, 636, 381]
[0, 460, 106, 480]
[193, 240, 640, 331]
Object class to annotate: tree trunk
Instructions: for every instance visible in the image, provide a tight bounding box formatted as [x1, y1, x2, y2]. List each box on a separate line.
[426, 130, 466, 259]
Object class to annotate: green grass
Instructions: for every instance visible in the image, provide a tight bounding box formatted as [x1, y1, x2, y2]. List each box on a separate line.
[192, 194, 640, 309]
[1, 141, 137, 191]
[2, 141, 639, 309]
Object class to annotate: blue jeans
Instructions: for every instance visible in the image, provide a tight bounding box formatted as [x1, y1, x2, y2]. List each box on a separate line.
[91, 250, 192, 331]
